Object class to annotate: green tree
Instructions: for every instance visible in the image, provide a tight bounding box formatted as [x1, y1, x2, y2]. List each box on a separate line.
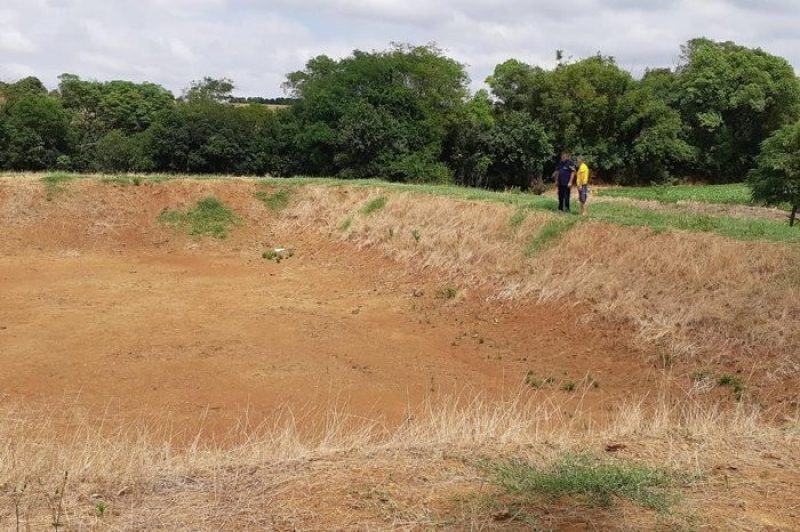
[676, 38, 800, 181]
[147, 98, 276, 175]
[57, 74, 174, 169]
[487, 55, 634, 179]
[618, 78, 695, 183]
[283, 44, 469, 181]
[0, 93, 73, 170]
[748, 121, 800, 226]
[184, 77, 235, 103]
[93, 130, 154, 172]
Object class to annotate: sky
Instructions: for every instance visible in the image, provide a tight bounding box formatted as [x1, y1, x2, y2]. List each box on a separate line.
[1, 0, 798, 97]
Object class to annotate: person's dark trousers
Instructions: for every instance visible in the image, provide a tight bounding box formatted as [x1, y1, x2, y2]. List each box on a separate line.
[558, 185, 571, 212]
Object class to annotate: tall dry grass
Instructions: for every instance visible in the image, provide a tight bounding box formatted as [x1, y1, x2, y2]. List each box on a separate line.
[1, 394, 796, 530]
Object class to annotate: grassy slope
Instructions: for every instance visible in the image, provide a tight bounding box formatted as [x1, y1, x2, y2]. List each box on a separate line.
[260, 177, 799, 244]
[596, 183, 752, 205]
[8, 171, 798, 242]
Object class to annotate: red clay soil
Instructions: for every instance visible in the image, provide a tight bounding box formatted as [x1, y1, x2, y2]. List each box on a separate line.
[0, 179, 660, 437]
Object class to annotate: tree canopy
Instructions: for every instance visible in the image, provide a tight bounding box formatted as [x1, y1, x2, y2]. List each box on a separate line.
[0, 39, 798, 193]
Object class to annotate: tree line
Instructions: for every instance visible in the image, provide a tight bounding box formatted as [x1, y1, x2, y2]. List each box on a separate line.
[0, 38, 798, 212]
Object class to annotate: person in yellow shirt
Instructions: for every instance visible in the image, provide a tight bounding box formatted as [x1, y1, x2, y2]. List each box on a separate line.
[575, 156, 590, 215]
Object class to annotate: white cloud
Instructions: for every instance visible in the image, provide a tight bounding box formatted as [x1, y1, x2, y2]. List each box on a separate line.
[0, 0, 797, 95]
[0, 27, 36, 53]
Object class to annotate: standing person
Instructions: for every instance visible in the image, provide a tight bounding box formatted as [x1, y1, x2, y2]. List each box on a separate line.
[576, 156, 590, 216]
[554, 152, 576, 212]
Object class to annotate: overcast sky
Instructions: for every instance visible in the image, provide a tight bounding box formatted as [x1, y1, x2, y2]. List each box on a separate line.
[1, 0, 798, 97]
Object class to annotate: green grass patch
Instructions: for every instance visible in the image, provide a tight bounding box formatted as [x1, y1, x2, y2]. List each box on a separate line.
[486, 453, 681, 512]
[159, 196, 238, 239]
[590, 202, 800, 243]
[339, 216, 353, 232]
[524, 216, 580, 256]
[41, 172, 85, 199]
[255, 187, 292, 211]
[42, 172, 81, 187]
[360, 195, 388, 215]
[100, 174, 172, 186]
[509, 208, 527, 229]
[598, 184, 752, 205]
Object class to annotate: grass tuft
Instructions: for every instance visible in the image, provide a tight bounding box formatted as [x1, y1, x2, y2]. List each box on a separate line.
[159, 196, 238, 239]
[717, 374, 746, 401]
[486, 453, 680, 512]
[255, 188, 292, 211]
[509, 208, 527, 229]
[41, 172, 83, 200]
[524, 216, 580, 256]
[339, 216, 353, 232]
[435, 286, 459, 300]
[360, 195, 388, 215]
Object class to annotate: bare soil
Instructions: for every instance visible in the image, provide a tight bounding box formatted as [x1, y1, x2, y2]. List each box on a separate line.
[0, 217, 647, 438]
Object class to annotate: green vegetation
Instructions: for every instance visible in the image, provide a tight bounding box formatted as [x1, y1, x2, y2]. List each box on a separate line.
[486, 453, 680, 512]
[748, 120, 800, 226]
[360, 196, 388, 215]
[690, 370, 746, 400]
[508, 208, 527, 228]
[99, 174, 171, 186]
[339, 216, 353, 232]
[255, 177, 798, 243]
[159, 196, 238, 238]
[598, 184, 752, 205]
[262, 248, 293, 263]
[435, 286, 459, 300]
[41, 172, 79, 188]
[524, 372, 554, 389]
[717, 374, 746, 401]
[560, 380, 577, 392]
[41, 172, 81, 200]
[2, 38, 798, 193]
[525, 217, 580, 256]
[255, 187, 291, 211]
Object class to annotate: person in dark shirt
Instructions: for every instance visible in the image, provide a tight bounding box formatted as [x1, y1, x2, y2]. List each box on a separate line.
[554, 152, 576, 212]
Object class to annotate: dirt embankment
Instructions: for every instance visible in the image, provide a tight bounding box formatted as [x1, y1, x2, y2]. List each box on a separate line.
[1, 177, 798, 425]
[0, 176, 798, 530]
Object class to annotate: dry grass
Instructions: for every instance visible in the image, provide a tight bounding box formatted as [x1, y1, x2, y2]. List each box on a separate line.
[1, 394, 797, 530]
[278, 186, 800, 373]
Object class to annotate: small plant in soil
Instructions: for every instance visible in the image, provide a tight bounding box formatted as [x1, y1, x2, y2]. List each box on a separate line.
[525, 372, 554, 389]
[436, 286, 459, 300]
[717, 374, 745, 400]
